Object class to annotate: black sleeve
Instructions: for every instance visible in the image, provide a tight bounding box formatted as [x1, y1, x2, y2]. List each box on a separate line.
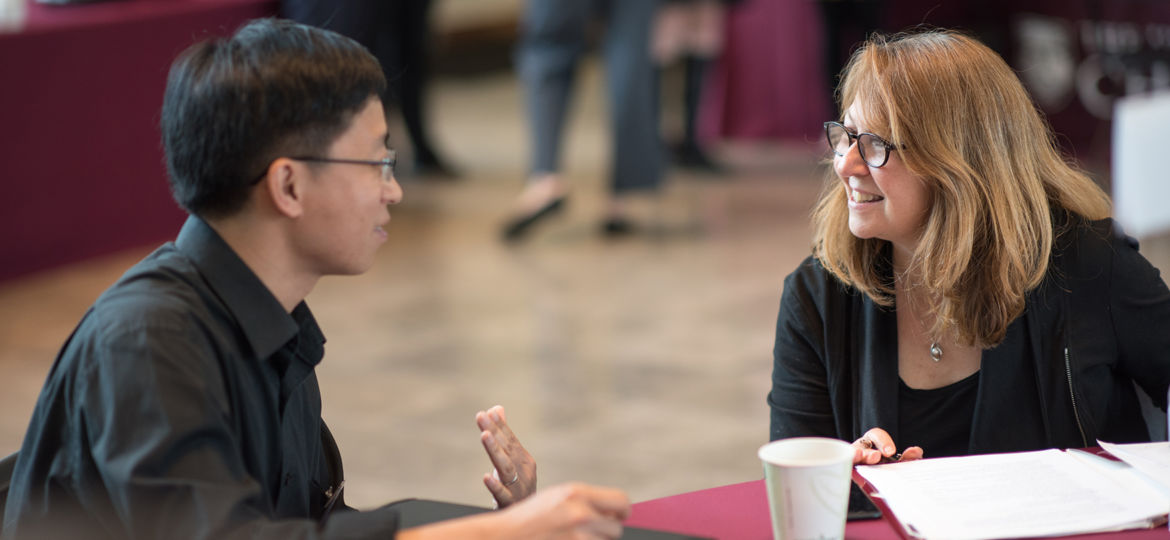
[768, 260, 838, 441]
[1108, 228, 1170, 410]
[76, 321, 400, 540]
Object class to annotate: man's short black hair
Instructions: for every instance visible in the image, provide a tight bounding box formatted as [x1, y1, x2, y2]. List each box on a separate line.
[161, 18, 386, 219]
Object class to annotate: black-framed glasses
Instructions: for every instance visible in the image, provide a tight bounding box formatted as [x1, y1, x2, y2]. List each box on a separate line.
[251, 150, 397, 184]
[823, 121, 903, 168]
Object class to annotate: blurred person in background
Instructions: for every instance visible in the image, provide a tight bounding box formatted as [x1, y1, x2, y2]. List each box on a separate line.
[2, 19, 628, 540]
[768, 30, 1170, 465]
[282, 0, 459, 178]
[503, 0, 664, 241]
[817, 0, 883, 117]
[652, 0, 739, 173]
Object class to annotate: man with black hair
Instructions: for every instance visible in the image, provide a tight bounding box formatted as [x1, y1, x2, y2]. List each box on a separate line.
[3, 18, 627, 540]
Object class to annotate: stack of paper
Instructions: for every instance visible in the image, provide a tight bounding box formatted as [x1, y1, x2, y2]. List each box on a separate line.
[855, 446, 1170, 540]
[1099, 441, 1170, 497]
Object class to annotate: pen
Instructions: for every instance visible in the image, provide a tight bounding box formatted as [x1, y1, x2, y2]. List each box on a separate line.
[879, 453, 903, 464]
[859, 438, 902, 463]
[323, 480, 345, 517]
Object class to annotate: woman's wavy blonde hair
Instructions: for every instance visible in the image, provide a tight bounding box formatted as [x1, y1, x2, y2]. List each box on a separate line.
[812, 29, 1111, 348]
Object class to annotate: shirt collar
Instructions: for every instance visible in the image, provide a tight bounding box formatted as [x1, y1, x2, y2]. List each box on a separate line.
[289, 302, 326, 368]
[175, 215, 306, 360]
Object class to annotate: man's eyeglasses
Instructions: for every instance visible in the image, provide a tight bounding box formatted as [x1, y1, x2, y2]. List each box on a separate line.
[823, 121, 903, 168]
[251, 150, 397, 184]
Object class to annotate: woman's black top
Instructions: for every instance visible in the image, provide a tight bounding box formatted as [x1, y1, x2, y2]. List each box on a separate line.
[769, 216, 1170, 454]
[897, 372, 980, 458]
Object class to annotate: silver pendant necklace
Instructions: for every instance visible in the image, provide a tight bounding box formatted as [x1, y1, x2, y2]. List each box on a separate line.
[897, 275, 942, 362]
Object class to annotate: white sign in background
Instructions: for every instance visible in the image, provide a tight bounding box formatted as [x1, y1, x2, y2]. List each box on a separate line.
[1112, 92, 1170, 238]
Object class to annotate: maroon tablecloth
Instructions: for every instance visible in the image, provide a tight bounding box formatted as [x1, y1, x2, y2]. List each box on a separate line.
[625, 478, 1168, 540]
[0, 0, 277, 282]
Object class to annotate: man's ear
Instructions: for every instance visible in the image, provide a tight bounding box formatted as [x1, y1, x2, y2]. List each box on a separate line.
[259, 158, 306, 219]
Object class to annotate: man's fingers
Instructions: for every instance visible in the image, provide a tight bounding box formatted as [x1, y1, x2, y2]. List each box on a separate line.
[478, 408, 522, 456]
[582, 514, 623, 539]
[489, 408, 522, 451]
[483, 473, 515, 507]
[475, 410, 494, 432]
[577, 485, 631, 520]
[481, 431, 516, 481]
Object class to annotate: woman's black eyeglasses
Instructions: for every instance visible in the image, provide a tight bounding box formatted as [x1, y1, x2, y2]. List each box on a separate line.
[823, 121, 904, 168]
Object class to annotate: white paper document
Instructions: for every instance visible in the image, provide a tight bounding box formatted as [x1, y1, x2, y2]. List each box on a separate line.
[1099, 440, 1170, 495]
[855, 449, 1169, 540]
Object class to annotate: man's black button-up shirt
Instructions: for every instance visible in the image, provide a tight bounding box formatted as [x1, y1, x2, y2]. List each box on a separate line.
[3, 217, 400, 539]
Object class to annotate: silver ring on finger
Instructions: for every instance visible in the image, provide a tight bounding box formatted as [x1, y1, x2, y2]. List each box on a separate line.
[504, 472, 520, 486]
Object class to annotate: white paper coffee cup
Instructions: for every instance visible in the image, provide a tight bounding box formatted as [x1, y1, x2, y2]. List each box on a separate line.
[758, 437, 854, 540]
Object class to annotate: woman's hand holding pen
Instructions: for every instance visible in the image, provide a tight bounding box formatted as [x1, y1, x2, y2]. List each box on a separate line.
[477, 405, 537, 507]
[852, 428, 924, 465]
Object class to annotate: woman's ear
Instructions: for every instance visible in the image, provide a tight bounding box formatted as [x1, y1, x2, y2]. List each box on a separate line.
[259, 158, 306, 219]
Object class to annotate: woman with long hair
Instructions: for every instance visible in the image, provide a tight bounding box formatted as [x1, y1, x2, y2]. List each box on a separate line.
[769, 30, 1170, 464]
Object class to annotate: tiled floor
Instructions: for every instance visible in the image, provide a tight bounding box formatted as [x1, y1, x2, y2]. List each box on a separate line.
[1, 60, 1164, 513]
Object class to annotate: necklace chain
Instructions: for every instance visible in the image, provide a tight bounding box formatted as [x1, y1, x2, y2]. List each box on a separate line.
[904, 291, 943, 363]
[896, 275, 943, 363]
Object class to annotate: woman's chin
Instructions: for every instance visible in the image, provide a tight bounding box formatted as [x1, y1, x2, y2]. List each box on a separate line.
[847, 221, 877, 240]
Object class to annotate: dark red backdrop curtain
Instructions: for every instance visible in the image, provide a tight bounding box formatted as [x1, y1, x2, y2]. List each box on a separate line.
[0, 0, 278, 283]
[699, 0, 830, 145]
[701, 0, 1170, 169]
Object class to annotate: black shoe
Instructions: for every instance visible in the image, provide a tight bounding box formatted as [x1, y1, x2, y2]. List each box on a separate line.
[671, 142, 725, 175]
[502, 197, 566, 242]
[601, 217, 635, 237]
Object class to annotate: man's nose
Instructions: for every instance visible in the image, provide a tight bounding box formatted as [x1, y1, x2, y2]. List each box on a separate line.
[383, 176, 403, 205]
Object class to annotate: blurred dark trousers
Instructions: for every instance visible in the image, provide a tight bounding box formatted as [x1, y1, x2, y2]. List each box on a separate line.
[516, 0, 663, 194]
[280, 0, 439, 161]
